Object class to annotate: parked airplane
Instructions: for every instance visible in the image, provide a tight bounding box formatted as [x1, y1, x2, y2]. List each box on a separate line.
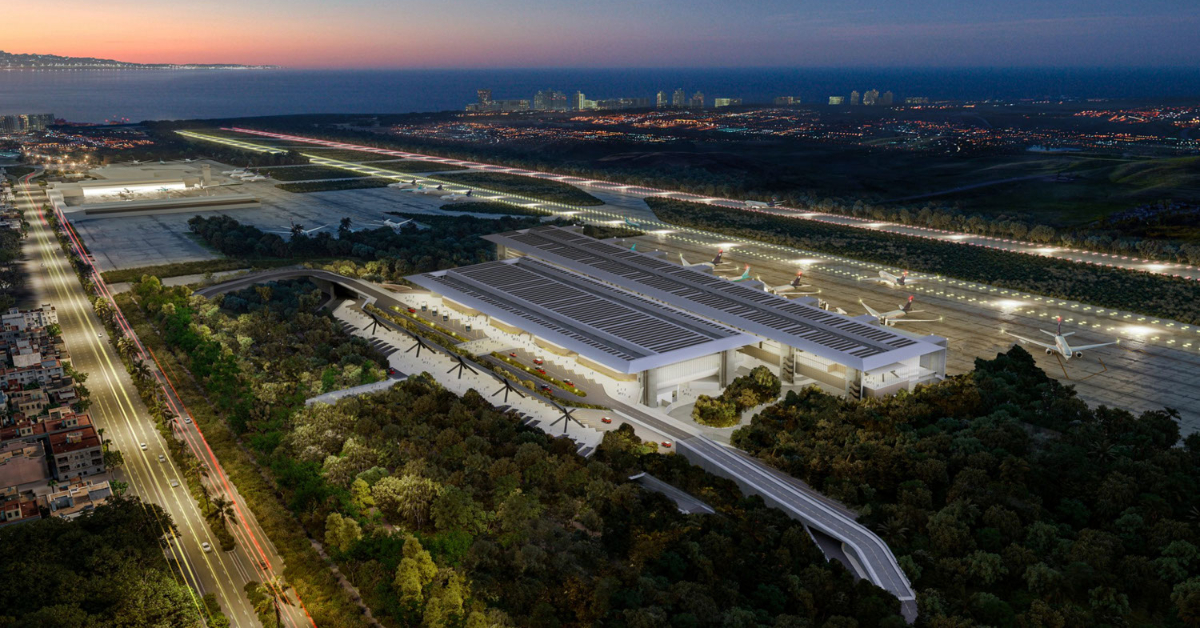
[744, 198, 778, 209]
[243, 175, 269, 182]
[388, 179, 419, 189]
[721, 264, 752, 282]
[860, 296, 940, 326]
[861, 269, 917, 287]
[624, 216, 642, 229]
[678, 250, 724, 268]
[765, 270, 819, 296]
[358, 218, 415, 231]
[268, 222, 328, 237]
[1005, 317, 1118, 359]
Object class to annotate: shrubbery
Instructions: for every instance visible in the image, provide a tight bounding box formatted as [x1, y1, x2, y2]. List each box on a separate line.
[692, 365, 781, 427]
[732, 346, 1200, 626]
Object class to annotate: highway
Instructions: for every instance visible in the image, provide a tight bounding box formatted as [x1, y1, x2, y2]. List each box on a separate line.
[16, 172, 317, 628]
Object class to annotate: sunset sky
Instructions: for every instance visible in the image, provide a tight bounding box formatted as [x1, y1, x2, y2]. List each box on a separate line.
[4, 0, 1198, 68]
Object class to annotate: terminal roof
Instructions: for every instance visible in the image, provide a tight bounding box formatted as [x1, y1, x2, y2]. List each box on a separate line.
[407, 256, 755, 374]
[484, 226, 945, 372]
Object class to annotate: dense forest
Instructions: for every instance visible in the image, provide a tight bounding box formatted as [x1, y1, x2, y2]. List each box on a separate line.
[186, 212, 544, 278]
[0, 217, 25, 311]
[0, 497, 204, 626]
[290, 375, 908, 627]
[646, 196, 1200, 326]
[733, 346, 1200, 626]
[127, 274, 909, 626]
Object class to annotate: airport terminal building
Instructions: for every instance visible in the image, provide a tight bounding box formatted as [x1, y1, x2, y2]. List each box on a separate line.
[407, 225, 947, 405]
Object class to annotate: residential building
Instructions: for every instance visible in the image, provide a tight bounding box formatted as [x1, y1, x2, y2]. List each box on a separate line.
[533, 89, 570, 111]
[863, 89, 880, 106]
[905, 96, 930, 105]
[476, 89, 492, 106]
[656, 91, 669, 108]
[672, 88, 687, 108]
[44, 479, 112, 520]
[828, 96, 845, 105]
[48, 426, 104, 481]
[773, 96, 798, 106]
[689, 92, 705, 108]
[0, 440, 51, 492]
[0, 492, 40, 527]
[881, 91, 895, 106]
[850, 90, 861, 106]
[2, 305, 57, 331]
[713, 98, 742, 108]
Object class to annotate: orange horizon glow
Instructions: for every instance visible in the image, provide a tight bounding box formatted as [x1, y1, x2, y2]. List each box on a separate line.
[2, 0, 1197, 69]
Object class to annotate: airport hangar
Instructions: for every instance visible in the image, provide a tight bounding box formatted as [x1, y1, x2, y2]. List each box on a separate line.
[407, 225, 948, 406]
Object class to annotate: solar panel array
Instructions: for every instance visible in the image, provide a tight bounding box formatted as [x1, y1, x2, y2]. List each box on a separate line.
[493, 226, 927, 365]
[414, 256, 749, 366]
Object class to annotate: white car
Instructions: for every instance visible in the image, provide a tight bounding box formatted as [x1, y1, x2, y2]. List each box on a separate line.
[184, 417, 192, 424]
[158, 454, 166, 463]
[139, 442, 147, 451]
[201, 542, 212, 553]
[170, 479, 180, 488]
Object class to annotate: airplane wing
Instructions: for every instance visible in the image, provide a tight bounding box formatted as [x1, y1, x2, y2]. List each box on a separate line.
[1068, 341, 1117, 353]
[861, 302, 882, 318]
[890, 317, 939, 323]
[1004, 331, 1055, 351]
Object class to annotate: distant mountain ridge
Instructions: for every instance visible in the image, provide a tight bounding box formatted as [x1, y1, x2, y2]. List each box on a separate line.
[0, 50, 279, 70]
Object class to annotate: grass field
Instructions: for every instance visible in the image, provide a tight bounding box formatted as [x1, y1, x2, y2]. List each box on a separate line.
[100, 258, 301, 283]
[298, 148, 402, 162]
[435, 171, 604, 206]
[262, 165, 369, 181]
[3, 165, 36, 179]
[926, 155, 1200, 227]
[364, 159, 468, 173]
[438, 201, 547, 216]
[276, 178, 391, 193]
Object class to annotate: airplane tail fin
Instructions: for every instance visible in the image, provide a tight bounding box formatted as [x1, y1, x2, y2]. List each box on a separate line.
[1060, 332, 1075, 337]
[679, 253, 689, 265]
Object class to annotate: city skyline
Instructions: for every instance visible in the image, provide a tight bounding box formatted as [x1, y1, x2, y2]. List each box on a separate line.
[0, 0, 1197, 69]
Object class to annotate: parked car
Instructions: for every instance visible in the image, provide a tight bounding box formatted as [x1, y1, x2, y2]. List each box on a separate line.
[540, 385, 553, 393]
[562, 379, 574, 387]
[536, 368, 546, 375]
[533, 358, 544, 365]
[600, 416, 613, 424]
[509, 352, 517, 358]
[661, 441, 673, 448]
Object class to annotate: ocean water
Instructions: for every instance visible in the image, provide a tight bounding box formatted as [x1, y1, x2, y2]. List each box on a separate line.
[2, 67, 1199, 124]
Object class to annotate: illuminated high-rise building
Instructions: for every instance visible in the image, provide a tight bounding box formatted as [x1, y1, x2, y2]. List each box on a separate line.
[863, 89, 880, 106]
[850, 90, 860, 106]
[689, 91, 705, 108]
[828, 96, 845, 105]
[477, 89, 493, 105]
[657, 91, 668, 108]
[672, 88, 687, 108]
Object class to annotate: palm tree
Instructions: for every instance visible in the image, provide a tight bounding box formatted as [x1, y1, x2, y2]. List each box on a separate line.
[97, 427, 107, 452]
[131, 359, 152, 383]
[254, 577, 294, 628]
[208, 496, 237, 531]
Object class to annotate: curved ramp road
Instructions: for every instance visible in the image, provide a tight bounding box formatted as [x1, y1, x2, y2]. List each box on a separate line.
[196, 268, 918, 622]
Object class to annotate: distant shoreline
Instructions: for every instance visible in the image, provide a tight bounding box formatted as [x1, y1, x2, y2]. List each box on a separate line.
[0, 66, 280, 71]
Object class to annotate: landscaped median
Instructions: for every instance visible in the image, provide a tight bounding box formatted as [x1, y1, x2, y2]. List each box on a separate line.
[114, 291, 372, 628]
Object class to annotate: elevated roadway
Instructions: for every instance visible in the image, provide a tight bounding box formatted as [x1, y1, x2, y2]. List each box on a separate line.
[197, 267, 919, 621]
